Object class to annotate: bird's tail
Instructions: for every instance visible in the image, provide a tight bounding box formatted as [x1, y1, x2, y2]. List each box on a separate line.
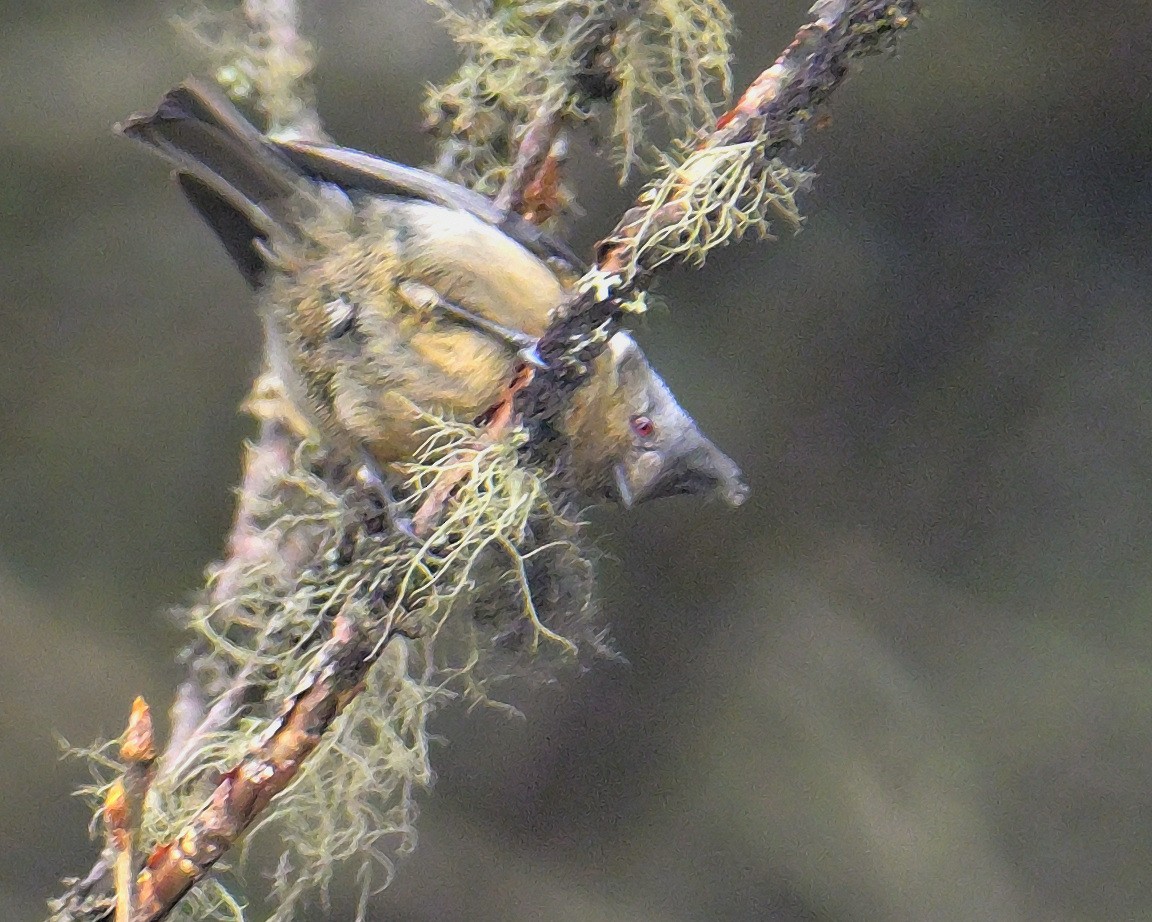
[118, 80, 306, 286]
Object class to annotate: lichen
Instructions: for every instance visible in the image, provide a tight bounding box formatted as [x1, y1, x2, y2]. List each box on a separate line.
[77, 417, 606, 921]
[177, 4, 319, 136]
[607, 144, 813, 281]
[425, 0, 734, 202]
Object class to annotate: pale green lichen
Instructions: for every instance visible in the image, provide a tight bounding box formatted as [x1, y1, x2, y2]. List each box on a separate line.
[425, 0, 734, 200]
[608, 143, 813, 282]
[78, 418, 604, 922]
[177, 3, 320, 136]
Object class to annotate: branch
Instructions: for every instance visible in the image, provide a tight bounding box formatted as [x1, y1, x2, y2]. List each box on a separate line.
[493, 106, 567, 224]
[514, 0, 921, 436]
[132, 613, 405, 922]
[494, 10, 624, 222]
[50, 0, 329, 903]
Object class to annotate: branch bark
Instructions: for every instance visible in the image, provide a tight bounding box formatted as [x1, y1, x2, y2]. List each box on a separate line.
[494, 10, 624, 222]
[515, 0, 921, 438]
[132, 613, 404, 922]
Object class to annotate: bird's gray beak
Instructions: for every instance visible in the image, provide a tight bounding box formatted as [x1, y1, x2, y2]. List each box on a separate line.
[615, 440, 749, 508]
[681, 441, 749, 507]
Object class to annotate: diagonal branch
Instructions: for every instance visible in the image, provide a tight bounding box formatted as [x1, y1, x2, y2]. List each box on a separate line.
[131, 612, 404, 922]
[515, 0, 921, 438]
[150, 12, 928, 877]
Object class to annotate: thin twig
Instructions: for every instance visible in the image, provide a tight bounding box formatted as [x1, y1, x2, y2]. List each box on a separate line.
[494, 105, 566, 221]
[103, 699, 157, 922]
[493, 9, 625, 222]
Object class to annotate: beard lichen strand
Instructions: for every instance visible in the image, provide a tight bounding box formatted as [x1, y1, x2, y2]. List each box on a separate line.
[137, 420, 603, 921]
[425, 0, 733, 194]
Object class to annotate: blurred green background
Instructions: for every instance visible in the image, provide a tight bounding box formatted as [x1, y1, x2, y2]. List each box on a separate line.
[4, 1, 1152, 919]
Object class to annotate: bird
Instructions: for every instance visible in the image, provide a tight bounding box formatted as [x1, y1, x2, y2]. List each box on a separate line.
[119, 80, 748, 509]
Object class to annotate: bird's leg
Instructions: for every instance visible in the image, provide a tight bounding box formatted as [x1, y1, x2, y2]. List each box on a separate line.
[354, 448, 417, 539]
[397, 279, 546, 368]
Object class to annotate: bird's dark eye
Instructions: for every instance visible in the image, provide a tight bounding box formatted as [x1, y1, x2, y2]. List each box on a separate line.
[630, 415, 655, 438]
